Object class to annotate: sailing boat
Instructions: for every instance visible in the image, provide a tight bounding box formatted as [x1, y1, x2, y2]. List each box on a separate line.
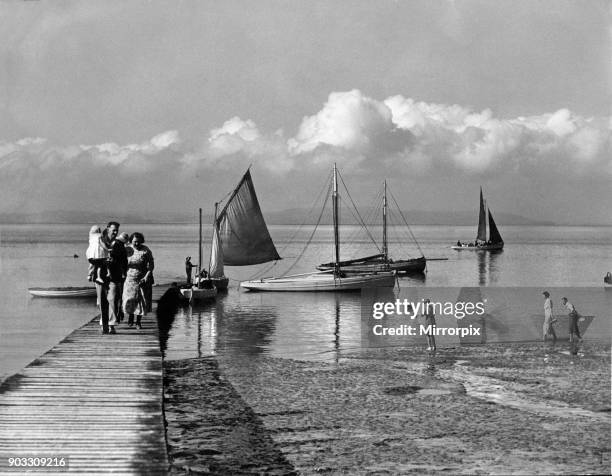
[180, 208, 218, 302]
[316, 180, 426, 274]
[452, 188, 504, 251]
[207, 202, 229, 291]
[210, 169, 281, 289]
[240, 164, 396, 292]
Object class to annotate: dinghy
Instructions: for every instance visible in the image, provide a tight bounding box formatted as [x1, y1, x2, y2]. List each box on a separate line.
[180, 208, 218, 302]
[28, 286, 97, 298]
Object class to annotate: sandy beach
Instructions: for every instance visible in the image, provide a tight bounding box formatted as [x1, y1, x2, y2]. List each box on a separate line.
[164, 341, 610, 475]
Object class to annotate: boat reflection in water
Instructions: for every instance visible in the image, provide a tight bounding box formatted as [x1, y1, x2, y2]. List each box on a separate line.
[160, 290, 374, 362]
[477, 250, 503, 286]
[158, 284, 606, 361]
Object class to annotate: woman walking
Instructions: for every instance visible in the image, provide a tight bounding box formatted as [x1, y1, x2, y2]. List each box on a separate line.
[122, 232, 155, 329]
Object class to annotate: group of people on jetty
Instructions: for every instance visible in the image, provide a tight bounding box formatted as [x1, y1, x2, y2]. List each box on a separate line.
[86, 221, 154, 335]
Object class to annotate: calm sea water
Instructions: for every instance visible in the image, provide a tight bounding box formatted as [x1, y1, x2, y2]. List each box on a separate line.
[1, 223, 611, 379]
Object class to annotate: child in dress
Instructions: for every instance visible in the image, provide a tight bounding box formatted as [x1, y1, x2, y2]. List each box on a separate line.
[86, 225, 110, 285]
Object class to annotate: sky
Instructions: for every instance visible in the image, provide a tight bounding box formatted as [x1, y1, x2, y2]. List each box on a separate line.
[0, 0, 610, 224]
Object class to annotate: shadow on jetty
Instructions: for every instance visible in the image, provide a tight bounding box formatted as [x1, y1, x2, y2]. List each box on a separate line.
[156, 283, 188, 356]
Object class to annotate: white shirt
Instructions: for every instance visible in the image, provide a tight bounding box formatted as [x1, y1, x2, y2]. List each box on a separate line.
[544, 298, 553, 318]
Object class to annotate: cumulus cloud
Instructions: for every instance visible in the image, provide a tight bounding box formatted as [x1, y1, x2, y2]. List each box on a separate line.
[285, 90, 611, 178]
[288, 90, 400, 156]
[1, 90, 610, 219]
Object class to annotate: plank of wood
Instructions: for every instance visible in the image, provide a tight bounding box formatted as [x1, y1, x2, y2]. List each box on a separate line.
[0, 315, 168, 474]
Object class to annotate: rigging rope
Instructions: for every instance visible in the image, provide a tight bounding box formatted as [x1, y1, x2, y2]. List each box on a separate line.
[388, 187, 424, 256]
[246, 170, 333, 280]
[336, 171, 381, 251]
[280, 179, 332, 277]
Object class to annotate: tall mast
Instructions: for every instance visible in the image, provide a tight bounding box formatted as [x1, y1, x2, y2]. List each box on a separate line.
[198, 207, 202, 276]
[332, 164, 340, 273]
[382, 180, 388, 261]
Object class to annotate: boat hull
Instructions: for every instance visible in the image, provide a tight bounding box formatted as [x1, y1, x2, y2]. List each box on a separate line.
[28, 286, 97, 298]
[180, 286, 217, 301]
[210, 276, 229, 291]
[317, 257, 426, 274]
[451, 243, 504, 251]
[240, 271, 396, 292]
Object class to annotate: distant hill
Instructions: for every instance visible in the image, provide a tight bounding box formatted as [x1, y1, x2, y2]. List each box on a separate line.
[262, 208, 554, 226]
[0, 208, 555, 226]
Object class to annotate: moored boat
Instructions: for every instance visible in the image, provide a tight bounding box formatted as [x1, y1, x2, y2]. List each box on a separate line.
[317, 180, 426, 274]
[28, 286, 97, 298]
[209, 169, 281, 291]
[318, 254, 426, 274]
[452, 187, 504, 251]
[179, 284, 217, 301]
[180, 208, 218, 302]
[241, 269, 395, 292]
[241, 164, 396, 292]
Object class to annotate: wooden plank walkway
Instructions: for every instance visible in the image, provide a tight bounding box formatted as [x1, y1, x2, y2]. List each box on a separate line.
[0, 311, 168, 475]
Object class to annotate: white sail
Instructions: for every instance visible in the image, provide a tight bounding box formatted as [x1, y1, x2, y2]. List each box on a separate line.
[209, 222, 224, 279]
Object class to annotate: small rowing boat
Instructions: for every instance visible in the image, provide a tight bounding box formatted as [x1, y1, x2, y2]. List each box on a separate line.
[28, 286, 97, 298]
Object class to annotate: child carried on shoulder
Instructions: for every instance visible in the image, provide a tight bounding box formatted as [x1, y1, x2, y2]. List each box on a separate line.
[86, 225, 110, 285]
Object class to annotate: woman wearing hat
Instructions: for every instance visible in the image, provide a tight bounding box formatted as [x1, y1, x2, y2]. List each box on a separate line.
[542, 291, 557, 343]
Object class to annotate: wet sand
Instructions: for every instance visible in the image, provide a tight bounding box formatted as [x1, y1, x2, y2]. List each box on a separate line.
[164, 341, 610, 475]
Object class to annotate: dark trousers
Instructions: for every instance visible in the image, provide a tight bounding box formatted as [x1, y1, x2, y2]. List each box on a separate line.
[569, 313, 581, 339]
[95, 282, 109, 331]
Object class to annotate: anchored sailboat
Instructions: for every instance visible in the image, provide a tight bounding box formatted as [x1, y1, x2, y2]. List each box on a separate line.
[210, 169, 281, 289]
[317, 180, 426, 274]
[452, 188, 504, 251]
[183, 169, 280, 296]
[180, 208, 218, 302]
[240, 164, 396, 292]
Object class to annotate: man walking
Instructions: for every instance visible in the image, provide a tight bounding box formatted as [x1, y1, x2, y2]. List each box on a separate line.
[97, 221, 120, 334]
[108, 231, 129, 327]
[542, 291, 557, 343]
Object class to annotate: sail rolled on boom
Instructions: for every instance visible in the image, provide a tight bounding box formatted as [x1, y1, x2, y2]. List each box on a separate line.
[217, 170, 281, 266]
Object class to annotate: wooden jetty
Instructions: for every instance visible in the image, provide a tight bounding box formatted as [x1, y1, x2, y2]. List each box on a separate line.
[0, 312, 168, 474]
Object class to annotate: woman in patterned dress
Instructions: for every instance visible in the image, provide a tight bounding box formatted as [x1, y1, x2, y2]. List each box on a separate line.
[122, 232, 154, 329]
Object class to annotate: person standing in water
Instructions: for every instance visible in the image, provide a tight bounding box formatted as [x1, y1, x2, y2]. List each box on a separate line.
[542, 291, 557, 343]
[422, 298, 436, 352]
